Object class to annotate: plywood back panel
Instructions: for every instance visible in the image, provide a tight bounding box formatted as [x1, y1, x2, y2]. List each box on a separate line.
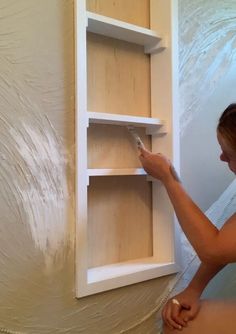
[87, 33, 151, 117]
[87, 0, 150, 28]
[88, 176, 153, 267]
[88, 124, 151, 168]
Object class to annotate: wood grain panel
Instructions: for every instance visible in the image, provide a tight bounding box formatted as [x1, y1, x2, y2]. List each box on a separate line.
[88, 176, 153, 267]
[87, 0, 150, 28]
[87, 33, 151, 117]
[88, 124, 151, 168]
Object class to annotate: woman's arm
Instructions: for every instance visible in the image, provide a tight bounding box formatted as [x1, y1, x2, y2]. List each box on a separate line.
[162, 262, 225, 330]
[139, 148, 236, 264]
[186, 262, 225, 296]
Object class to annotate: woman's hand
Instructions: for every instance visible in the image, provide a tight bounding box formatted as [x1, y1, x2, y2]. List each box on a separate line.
[162, 288, 201, 330]
[139, 147, 174, 183]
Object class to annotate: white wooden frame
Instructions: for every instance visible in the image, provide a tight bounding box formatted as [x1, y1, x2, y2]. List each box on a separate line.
[75, 0, 181, 298]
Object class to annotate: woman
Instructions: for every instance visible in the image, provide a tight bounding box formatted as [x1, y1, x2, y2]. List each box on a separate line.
[139, 104, 236, 332]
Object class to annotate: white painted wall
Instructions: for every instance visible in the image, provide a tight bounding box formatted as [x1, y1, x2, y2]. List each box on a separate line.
[0, 1, 235, 333]
[178, 0, 236, 303]
[179, 0, 236, 211]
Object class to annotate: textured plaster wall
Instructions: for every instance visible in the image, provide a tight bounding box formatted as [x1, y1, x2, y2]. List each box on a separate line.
[0, 1, 172, 333]
[178, 0, 236, 304]
[179, 0, 236, 211]
[0, 1, 236, 334]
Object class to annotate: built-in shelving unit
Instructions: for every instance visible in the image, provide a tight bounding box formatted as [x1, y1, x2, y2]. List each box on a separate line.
[75, 0, 180, 298]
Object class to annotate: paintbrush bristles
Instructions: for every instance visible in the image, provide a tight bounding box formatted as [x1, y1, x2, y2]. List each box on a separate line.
[127, 126, 145, 149]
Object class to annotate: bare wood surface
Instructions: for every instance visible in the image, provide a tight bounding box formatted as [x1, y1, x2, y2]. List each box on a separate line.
[87, 32, 151, 117]
[88, 176, 153, 267]
[87, 0, 150, 28]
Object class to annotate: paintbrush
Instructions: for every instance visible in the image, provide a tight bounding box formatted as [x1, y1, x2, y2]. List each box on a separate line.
[127, 126, 145, 150]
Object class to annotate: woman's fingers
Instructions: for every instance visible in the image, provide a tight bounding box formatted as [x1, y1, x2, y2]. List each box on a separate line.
[165, 304, 178, 330]
[162, 301, 187, 330]
[171, 303, 188, 328]
[162, 304, 174, 330]
[138, 146, 150, 157]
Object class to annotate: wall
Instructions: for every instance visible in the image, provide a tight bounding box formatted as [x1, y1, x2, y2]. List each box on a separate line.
[0, 1, 236, 334]
[179, 0, 236, 211]
[0, 1, 172, 333]
[177, 0, 236, 305]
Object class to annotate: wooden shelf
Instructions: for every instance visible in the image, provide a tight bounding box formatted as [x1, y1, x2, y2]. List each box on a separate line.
[87, 168, 146, 177]
[88, 111, 165, 134]
[88, 258, 177, 284]
[87, 169, 147, 186]
[86, 11, 163, 54]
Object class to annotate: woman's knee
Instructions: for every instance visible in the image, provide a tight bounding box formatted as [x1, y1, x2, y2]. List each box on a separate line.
[163, 300, 236, 334]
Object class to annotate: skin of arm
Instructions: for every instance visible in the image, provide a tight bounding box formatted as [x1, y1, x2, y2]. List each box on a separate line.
[139, 147, 236, 265]
[162, 261, 226, 330]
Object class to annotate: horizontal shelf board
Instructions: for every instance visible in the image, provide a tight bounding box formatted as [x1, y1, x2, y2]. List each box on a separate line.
[87, 257, 175, 284]
[87, 11, 161, 48]
[77, 261, 179, 297]
[88, 111, 163, 128]
[87, 168, 146, 177]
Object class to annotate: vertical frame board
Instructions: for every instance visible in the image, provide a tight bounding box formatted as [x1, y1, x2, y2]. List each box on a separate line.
[75, 0, 89, 296]
[150, 0, 181, 266]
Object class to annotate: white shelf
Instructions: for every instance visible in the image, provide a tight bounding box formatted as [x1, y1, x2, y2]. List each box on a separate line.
[86, 11, 163, 54]
[87, 168, 146, 177]
[86, 169, 158, 187]
[88, 258, 176, 284]
[88, 111, 165, 134]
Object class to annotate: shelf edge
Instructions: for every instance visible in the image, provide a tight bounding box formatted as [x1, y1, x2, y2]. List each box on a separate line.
[88, 111, 163, 127]
[87, 168, 147, 177]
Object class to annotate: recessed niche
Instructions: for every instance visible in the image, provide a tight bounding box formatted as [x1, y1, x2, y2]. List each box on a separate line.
[88, 176, 153, 268]
[87, 124, 151, 169]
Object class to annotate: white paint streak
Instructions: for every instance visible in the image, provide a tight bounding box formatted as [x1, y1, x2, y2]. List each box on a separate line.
[12, 123, 69, 258]
[179, 0, 236, 135]
[0, 56, 72, 265]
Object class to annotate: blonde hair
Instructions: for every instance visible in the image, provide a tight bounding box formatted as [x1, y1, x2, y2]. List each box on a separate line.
[217, 104, 236, 150]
